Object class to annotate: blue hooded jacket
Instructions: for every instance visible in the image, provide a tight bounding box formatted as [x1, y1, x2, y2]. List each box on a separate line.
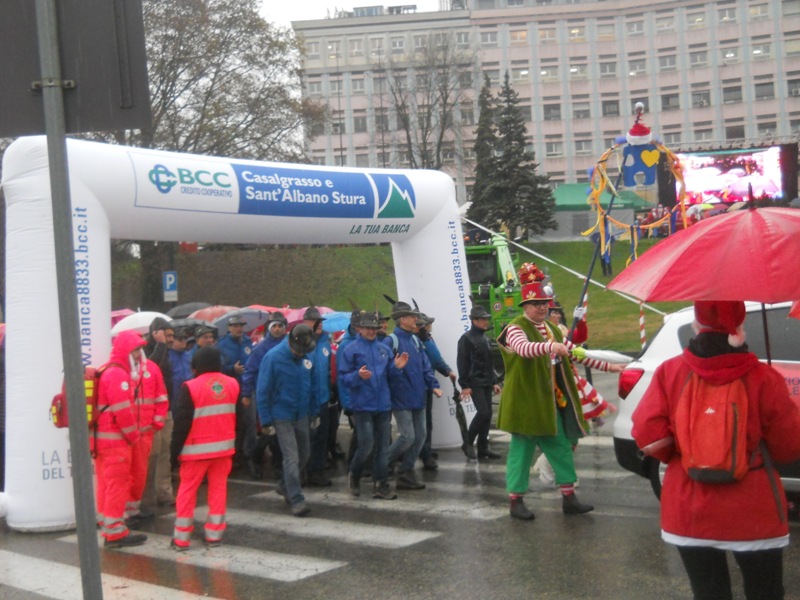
[216, 332, 253, 383]
[385, 327, 439, 410]
[256, 338, 318, 425]
[241, 332, 285, 398]
[338, 333, 393, 412]
[309, 331, 332, 407]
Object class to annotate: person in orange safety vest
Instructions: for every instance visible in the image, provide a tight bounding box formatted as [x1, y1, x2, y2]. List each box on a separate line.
[170, 346, 239, 551]
[94, 330, 149, 548]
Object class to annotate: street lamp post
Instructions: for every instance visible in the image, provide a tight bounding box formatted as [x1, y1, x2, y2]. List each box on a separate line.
[328, 43, 345, 166]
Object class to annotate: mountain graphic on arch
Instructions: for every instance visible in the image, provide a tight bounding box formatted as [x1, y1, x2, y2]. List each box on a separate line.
[377, 177, 415, 218]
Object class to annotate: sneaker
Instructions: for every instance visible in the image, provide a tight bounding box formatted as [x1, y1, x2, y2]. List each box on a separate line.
[509, 497, 535, 521]
[170, 539, 189, 552]
[291, 502, 311, 517]
[104, 533, 148, 549]
[307, 471, 333, 487]
[349, 472, 361, 497]
[396, 471, 426, 490]
[373, 482, 397, 500]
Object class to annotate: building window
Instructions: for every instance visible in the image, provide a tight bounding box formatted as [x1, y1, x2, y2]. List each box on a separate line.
[569, 64, 587, 79]
[791, 119, 800, 133]
[414, 35, 427, 51]
[658, 55, 677, 71]
[478, 0, 495, 7]
[332, 121, 346, 135]
[456, 31, 470, 46]
[543, 104, 562, 121]
[661, 93, 680, 111]
[718, 7, 737, 23]
[355, 154, 370, 167]
[575, 139, 593, 156]
[628, 58, 646, 76]
[757, 122, 776, 136]
[573, 102, 590, 119]
[306, 42, 320, 58]
[752, 43, 771, 59]
[351, 79, 365, 94]
[630, 98, 649, 113]
[308, 81, 322, 96]
[626, 21, 644, 36]
[723, 86, 742, 104]
[784, 0, 800, 16]
[327, 41, 341, 58]
[749, 4, 768, 19]
[694, 128, 713, 141]
[391, 37, 405, 54]
[664, 131, 681, 145]
[569, 26, 586, 41]
[789, 79, 800, 97]
[692, 91, 711, 107]
[512, 67, 530, 82]
[541, 65, 559, 81]
[353, 115, 367, 133]
[687, 12, 706, 29]
[510, 30, 527, 43]
[545, 141, 563, 157]
[508, 0, 524, 5]
[461, 105, 475, 125]
[349, 39, 363, 57]
[721, 47, 739, 63]
[484, 69, 500, 85]
[725, 125, 745, 140]
[375, 113, 389, 132]
[539, 27, 556, 42]
[754, 82, 775, 100]
[480, 31, 498, 46]
[602, 100, 620, 116]
[786, 39, 800, 56]
[330, 80, 342, 95]
[689, 51, 707, 68]
[599, 61, 617, 78]
[656, 16, 674, 31]
[597, 23, 615, 40]
[460, 71, 473, 89]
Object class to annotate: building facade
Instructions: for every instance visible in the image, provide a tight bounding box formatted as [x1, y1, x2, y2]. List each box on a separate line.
[294, 0, 800, 205]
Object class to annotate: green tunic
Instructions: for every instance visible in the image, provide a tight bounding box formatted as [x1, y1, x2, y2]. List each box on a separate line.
[496, 315, 588, 439]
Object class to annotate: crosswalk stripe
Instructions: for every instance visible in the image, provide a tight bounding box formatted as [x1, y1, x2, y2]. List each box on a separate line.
[0, 549, 222, 600]
[192, 506, 440, 548]
[57, 532, 346, 582]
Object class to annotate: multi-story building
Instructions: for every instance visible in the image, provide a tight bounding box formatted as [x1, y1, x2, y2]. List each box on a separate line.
[294, 0, 800, 205]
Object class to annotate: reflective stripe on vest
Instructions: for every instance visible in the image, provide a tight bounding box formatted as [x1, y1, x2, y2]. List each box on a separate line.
[194, 404, 237, 418]
[181, 439, 235, 456]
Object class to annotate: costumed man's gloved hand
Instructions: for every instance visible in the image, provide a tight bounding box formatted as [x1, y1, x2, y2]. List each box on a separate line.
[573, 306, 587, 321]
[571, 347, 587, 361]
[262, 425, 276, 436]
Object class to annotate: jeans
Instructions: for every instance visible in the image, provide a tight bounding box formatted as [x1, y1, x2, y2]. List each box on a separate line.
[677, 546, 784, 600]
[274, 417, 311, 506]
[350, 411, 391, 483]
[309, 402, 330, 471]
[388, 408, 426, 473]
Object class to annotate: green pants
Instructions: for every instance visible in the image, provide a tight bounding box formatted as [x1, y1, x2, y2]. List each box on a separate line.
[506, 408, 577, 494]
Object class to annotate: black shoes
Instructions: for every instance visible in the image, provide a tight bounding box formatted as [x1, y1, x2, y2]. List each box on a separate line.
[422, 458, 439, 471]
[461, 443, 477, 459]
[509, 497, 535, 521]
[349, 472, 361, 497]
[477, 448, 502, 459]
[307, 471, 333, 486]
[562, 493, 594, 515]
[373, 482, 397, 500]
[105, 533, 148, 548]
[396, 471, 426, 490]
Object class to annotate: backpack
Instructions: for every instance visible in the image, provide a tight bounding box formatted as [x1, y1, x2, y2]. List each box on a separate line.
[50, 363, 119, 429]
[388, 332, 422, 355]
[674, 373, 749, 483]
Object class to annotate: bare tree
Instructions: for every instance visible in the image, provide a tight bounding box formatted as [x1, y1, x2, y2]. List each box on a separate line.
[384, 32, 475, 170]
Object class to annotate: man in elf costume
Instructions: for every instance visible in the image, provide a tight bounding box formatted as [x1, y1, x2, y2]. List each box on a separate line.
[498, 277, 623, 520]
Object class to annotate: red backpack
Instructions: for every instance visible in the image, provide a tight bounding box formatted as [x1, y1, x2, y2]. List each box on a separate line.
[50, 363, 120, 429]
[674, 373, 749, 483]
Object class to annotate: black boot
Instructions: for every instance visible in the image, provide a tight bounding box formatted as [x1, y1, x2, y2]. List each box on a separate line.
[509, 496, 535, 520]
[562, 493, 594, 515]
[477, 447, 501, 459]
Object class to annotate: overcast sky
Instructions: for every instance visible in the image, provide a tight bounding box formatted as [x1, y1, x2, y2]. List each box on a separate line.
[262, 1, 443, 28]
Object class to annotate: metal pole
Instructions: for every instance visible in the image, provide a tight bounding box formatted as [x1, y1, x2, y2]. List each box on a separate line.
[33, 1, 104, 598]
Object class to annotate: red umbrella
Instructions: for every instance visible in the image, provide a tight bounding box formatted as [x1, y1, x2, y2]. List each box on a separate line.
[188, 305, 240, 322]
[608, 207, 800, 303]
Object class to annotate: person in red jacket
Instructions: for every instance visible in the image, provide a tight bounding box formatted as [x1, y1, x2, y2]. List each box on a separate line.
[125, 349, 168, 527]
[170, 346, 239, 551]
[94, 330, 148, 548]
[632, 300, 800, 600]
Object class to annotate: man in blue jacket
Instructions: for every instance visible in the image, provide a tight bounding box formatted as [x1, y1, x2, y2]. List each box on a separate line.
[256, 324, 318, 517]
[385, 301, 442, 491]
[338, 312, 408, 499]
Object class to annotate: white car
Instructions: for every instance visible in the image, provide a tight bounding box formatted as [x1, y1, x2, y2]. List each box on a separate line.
[613, 302, 800, 499]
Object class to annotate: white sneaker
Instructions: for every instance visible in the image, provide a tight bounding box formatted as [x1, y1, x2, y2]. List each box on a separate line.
[534, 454, 556, 486]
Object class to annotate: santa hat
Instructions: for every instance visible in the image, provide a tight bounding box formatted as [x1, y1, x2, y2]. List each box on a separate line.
[626, 102, 652, 145]
[692, 300, 747, 347]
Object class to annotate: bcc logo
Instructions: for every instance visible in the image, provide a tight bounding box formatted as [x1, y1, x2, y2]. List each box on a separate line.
[148, 164, 232, 195]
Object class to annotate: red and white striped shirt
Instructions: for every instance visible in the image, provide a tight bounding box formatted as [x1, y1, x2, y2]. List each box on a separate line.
[505, 318, 612, 372]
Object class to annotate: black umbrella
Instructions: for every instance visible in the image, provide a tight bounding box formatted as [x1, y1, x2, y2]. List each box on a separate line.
[166, 301, 211, 319]
[452, 384, 469, 451]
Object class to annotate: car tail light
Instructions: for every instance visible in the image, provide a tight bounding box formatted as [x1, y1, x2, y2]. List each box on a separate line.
[618, 368, 644, 400]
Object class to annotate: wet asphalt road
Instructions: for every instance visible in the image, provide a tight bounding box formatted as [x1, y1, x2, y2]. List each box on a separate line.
[2, 372, 800, 599]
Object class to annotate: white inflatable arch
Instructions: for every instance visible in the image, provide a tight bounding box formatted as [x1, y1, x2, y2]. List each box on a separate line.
[1, 137, 472, 531]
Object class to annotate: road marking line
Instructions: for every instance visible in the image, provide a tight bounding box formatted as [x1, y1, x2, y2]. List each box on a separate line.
[0, 549, 222, 600]
[58, 532, 346, 582]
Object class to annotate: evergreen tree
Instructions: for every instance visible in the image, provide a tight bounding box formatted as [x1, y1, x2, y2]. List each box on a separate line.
[466, 74, 497, 225]
[468, 71, 557, 237]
